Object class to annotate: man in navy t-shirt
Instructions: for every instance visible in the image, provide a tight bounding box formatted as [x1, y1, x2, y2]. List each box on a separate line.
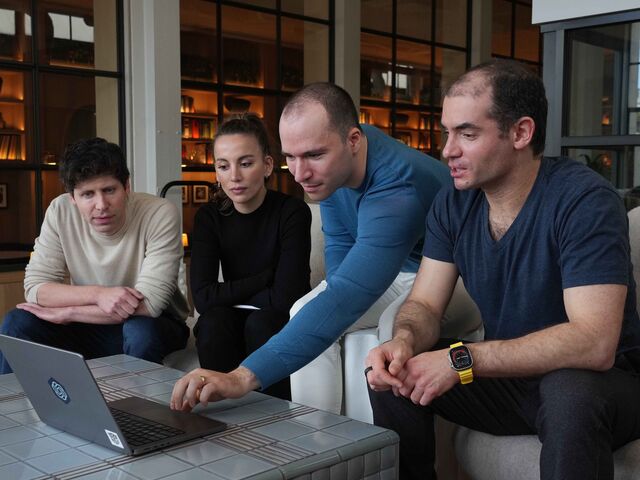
[366, 59, 640, 480]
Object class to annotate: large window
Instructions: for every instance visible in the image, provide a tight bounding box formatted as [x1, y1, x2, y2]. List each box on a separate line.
[543, 11, 640, 209]
[359, 0, 469, 158]
[0, 0, 124, 267]
[179, 0, 332, 237]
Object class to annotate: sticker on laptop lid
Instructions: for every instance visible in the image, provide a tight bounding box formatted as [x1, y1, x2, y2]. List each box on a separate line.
[105, 429, 124, 449]
[48, 378, 70, 404]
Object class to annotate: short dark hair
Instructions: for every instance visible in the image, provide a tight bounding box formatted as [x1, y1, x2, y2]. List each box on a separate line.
[282, 82, 362, 138]
[444, 59, 548, 156]
[59, 138, 129, 193]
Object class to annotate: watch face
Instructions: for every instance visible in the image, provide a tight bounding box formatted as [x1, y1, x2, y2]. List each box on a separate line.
[449, 346, 473, 370]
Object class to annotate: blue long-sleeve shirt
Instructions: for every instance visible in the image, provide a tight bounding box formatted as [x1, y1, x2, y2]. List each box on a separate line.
[242, 125, 451, 388]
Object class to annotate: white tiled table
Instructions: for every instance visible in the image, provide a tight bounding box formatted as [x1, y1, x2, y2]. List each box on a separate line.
[0, 355, 399, 479]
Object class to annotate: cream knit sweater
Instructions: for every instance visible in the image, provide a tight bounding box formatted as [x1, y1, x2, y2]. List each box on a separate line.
[24, 192, 188, 322]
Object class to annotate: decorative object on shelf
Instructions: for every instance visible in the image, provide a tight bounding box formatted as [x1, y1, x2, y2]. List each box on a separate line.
[181, 185, 189, 204]
[181, 95, 195, 113]
[0, 183, 6, 208]
[193, 185, 209, 203]
[395, 131, 412, 146]
[224, 96, 251, 114]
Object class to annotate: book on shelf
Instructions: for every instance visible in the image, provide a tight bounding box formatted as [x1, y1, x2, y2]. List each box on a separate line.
[0, 133, 22, 160]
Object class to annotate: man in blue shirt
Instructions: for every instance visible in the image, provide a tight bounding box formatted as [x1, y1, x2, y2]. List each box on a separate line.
[365, 59, 640, 480]
[170, 83, 450, 413]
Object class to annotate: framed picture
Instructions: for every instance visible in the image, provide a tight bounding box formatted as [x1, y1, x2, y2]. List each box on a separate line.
[181, 185, 189, 204]
[0, 183, 6, 208]
[193, 185, 209, 203]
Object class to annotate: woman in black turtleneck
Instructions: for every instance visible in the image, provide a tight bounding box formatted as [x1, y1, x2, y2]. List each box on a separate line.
[189, 114, 311, 400]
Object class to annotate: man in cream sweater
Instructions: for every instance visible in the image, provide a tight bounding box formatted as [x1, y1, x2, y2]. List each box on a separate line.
[0, 138, 189, 373]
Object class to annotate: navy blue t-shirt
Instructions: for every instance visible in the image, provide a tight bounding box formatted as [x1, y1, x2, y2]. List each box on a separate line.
[424, 157, 640, 354]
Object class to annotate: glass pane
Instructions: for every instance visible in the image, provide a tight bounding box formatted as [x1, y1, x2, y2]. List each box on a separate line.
[492, 0, 512, 57]
[39, 72, 119, 164]
[180, 0, 216, 82]
[0, 0, 32, 62]
[0, 170, 35, 247]
[514, 3, 539, 62]
[397, 0, 431, 41]
[567, 146, 637, 193]
[41, 169, 64, 212]
[181, 89, 216, 167]
[38, 0, 117, 71]
[361, 0, 392, 33]
[222, 6, 276, 89]
[566, 24, 627, 136]
[435, 0, 466, 47]
[282, 18, 329, 91]
[282, 0, 329, 20]
[0, 68, 32, 162]
[361, 33, 392, 101]
[396, 39, 431, 105]
[393, 109, 421, 149]
[434, 47, 466, 105]
[359, 105, 391, 134]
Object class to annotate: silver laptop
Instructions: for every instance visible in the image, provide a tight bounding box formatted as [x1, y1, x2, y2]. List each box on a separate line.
[0, 335, 226, 456]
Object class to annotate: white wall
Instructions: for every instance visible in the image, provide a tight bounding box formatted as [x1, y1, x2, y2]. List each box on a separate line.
[533, 0, 640, 24]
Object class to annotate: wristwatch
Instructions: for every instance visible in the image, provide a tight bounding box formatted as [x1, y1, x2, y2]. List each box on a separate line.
[448, 342, 474, 384]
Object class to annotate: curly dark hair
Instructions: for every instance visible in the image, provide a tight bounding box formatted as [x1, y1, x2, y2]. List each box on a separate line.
[282, 82, 362, 139]
[444, 59, 548, 156]
[59, 137, 129, 193]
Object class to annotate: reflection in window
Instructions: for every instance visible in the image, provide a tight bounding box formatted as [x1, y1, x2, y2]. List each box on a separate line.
[566, 24, 631, 137]
[396, 38, 431, 105]
[0, 9, 15, 35]
[0, 5, 32, 62]
[39, 0, 117, 71]
[397, 0, 431, 41]
[222, 6, 276, 89]
[361, 0, 392, 33]
[361, 33, 392, 101]
[435, 0, 466, 48]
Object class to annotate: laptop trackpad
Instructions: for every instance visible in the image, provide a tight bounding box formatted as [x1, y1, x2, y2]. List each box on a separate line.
[108, 397, 225, 433]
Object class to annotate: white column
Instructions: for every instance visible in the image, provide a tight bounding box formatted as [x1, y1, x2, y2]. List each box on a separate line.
[471, 0, 492, 66]
[125, 0, 181, 206]
[334, 0, 361, 109]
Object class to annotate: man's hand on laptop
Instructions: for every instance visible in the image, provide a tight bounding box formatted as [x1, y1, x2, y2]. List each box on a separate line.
[170, 367, 260, 412]
[16, 303, 72, 325]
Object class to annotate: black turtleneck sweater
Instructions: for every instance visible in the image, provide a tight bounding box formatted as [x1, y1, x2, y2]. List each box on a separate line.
[190, 190, 311, 316]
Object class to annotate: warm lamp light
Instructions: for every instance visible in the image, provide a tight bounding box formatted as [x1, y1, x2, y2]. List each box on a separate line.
[182, 233, 189, 247]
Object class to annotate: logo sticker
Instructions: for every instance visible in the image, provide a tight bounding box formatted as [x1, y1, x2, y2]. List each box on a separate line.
[105, 429, 124, 449]
[48, 378, 70, 404]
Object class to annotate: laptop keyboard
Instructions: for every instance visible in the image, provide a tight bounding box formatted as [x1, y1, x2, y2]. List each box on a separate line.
[110, 407, 185, 447]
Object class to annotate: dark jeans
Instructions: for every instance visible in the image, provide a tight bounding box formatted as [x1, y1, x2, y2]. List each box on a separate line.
[194, 305, 291, 400]
[0, 308, 189, 374]
[369, 339, 640, 480]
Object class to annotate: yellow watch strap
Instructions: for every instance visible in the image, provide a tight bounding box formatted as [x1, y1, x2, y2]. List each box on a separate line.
[458, 368, 474, 384]
[449, 342, 473, 384]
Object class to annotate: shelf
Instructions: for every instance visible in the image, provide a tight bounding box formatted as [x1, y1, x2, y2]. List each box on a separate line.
[182, 112, 216, 119]
[182, 137, 212, 142]
[0, 97, 23, 105]
[0, 129, 23, 135]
